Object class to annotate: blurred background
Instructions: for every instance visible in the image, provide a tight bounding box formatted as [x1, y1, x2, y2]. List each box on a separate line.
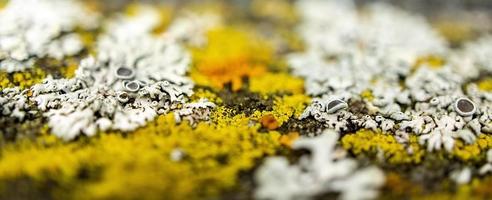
[88, 0, 492, 40]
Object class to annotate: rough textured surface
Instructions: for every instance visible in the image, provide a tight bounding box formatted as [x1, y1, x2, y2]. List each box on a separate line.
[1, 0, 492, 200]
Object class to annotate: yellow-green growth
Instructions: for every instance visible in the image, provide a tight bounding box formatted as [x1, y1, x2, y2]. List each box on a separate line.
[59, 58, 80, 78]
[190, 27, 272, 91]
[360, 89, 374, 101]
[250, 0, 298, 25]
[0, 67, 46, 90]
[252, 94, 310, 127]
[249, 73, 305, 95]
[0, 108, 281, 200]
[190, 88, 223, 104]
[452, 134, 492, 162]
[413, 55, 445, 70]
[341, 129, 424, 164]
[477, 78, 492, 92]
[435, 21, 475, 46]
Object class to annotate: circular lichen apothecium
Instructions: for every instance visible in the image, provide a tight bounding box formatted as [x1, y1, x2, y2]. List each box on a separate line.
[455, 98, 476, 116]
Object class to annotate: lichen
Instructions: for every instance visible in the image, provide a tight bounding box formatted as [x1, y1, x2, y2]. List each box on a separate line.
[0, 0, 99, 72]
[413, 55, 446, 70]
[452, 134, 492, 162]
[252, 94, 311, 128]
[124, 3, 174, 36]
[435, 21, 475, 47]
[477, 78, 492, 92]
[249, 73, 305, 95]
[341, 129, 425, 164]
[0, 67, 46, 90]
[255, 130, 385, 200]
[0, 110, 281, 200]
[2, 1, 492, 199]
[190, 27, 272, 91]
[190, 88, 223, 104]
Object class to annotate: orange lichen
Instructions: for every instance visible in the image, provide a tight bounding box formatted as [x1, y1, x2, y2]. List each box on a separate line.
[190, 27, 272, 91]
[191, 62, 266, 91]
[279, 132, 299, 147]
[260, 114, 280, 130]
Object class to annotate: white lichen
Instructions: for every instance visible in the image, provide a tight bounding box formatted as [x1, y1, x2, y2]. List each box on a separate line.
[0, 8, 222, 140]
[164, 12, 221, 47]
[291, 0, 491, 153]
[255, 130, 385, 200]
[11, 8, 210, 140]
[479, 149, 492, 175]
[0, 87, 33, 120]
[0, 0, 99, 72]
[174, 98, 216, 126]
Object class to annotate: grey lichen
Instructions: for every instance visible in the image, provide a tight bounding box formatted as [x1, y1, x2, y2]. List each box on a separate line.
[30, 10, 195, 140]
[174, 98, 216, 126]
[0, 87, 33, 120]
[0, 8, 221, 140]
[255, 130, 385, 200]
[0, 0, 99, 72]
[290, 0, 492, 153]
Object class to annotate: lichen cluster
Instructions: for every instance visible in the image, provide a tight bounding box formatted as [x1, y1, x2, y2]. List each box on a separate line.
[2, 0, 492, 200]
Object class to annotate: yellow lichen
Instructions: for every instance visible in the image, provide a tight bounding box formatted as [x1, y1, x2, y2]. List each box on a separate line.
[413, 55, 445, 70]
[0, 67, 46, 90]
[252, 94, 311, 126]
[0, 0, 6, 10]
[59, 58, 80, 78]
[0, 72, 10, 90]
[124, 3, 148, 17]
[477, 78, 492, 92]
[190, 27, 272, 91]
[250, 0, 298, 25]
[190, 88, 223, 104]
[249, 73, 304, 95]
[435, 21, 475, 46]
[341, 129, 424, 164]
[360, 89, 374, 101]
[0, 107, 281, 200]
[151, 6, 174, 35]
[452, 134, 492, 162]
[75, 28, 98, 56]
